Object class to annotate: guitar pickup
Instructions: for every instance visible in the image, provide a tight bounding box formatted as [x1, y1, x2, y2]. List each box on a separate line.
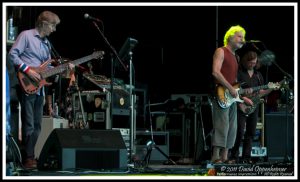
[22, 77, 31, 86]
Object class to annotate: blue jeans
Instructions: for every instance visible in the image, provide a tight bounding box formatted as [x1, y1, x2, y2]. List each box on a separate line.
[21, 93, 44, 159]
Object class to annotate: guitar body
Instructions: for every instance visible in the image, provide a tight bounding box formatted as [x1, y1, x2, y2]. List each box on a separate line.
[238, 102, 257, 116]
[216, 83, 244, 108]
[238, 96, 263, 116]
[17, 70, 51, 94]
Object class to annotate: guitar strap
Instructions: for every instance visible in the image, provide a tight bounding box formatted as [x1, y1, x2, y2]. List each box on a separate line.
[255, 72, 266, 104]
[256, 71, 263, 86]
[45, 38, 64, 107]
[47, 37, 62, 61]
[235, 54, 240, 64]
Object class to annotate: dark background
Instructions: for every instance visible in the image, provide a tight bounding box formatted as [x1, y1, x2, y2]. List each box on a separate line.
[6, 5, 295, 103]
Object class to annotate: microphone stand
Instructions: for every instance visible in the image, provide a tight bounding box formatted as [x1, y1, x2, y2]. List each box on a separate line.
[272, 61, 293, 163]
[91, 21, 133, 162]
[118, 37, 138, 165]
[246, 41, 294, 162]
[91, 20, 128, 126]
[129, 50, 136, 166]
[47, 38, 63, 116]
[271, 61, 294, 81]
[144, 101, 176, 168]
[267, 60, 293, 163]
[283, 77, 292, 163]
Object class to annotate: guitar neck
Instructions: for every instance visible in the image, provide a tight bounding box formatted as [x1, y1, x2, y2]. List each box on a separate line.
[41, 54, 96, 79]
[239, 84, 269, 95]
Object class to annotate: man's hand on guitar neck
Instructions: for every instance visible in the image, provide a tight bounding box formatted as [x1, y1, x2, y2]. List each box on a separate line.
[67, 63, 75, 70]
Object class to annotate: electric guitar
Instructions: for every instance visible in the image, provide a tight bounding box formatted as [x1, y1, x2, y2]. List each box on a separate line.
[238, 95, 264, 116]
[238, 79, 285, 115]
[18, 51, 104, 94]
[216, 81, 281, 109]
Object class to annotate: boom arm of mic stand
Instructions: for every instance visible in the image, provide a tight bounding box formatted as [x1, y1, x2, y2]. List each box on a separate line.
[271, 61, 294, 80]
[92, 21, 128, 72]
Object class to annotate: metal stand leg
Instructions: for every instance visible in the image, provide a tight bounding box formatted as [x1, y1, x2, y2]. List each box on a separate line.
[142, 101, 177, 168]
[154, 145, 176, 165]
[194, 96, 213, 163]
[143, 141, 176, 168]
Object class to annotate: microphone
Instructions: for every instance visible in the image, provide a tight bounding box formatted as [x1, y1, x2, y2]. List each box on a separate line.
[242, 40, 262, 52]
[84, 13, 101, 23]
[245, 40, 261, 43]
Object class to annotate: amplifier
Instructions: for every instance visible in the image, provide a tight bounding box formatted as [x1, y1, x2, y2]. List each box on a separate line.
[72, 91, 110, 129]
[265, 113, 294, 162]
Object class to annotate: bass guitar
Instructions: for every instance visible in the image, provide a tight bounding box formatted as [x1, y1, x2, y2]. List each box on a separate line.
[18, 51, 104, 94]
[238, 79, 285, 115]
[216, 81, 280, 109]
[238, 95, 264, 116]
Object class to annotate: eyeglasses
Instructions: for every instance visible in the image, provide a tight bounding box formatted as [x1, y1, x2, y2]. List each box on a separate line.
[43, 21, 57, 29]
[48, 23, 57, 29]
[247, 61, 257, 66]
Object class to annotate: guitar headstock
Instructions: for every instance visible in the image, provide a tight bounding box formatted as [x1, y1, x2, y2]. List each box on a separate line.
[92, 50, 105, 60]
[279, 77, 292, 90]
[268, 77, 292, 90]
[267, 82, 281, 90]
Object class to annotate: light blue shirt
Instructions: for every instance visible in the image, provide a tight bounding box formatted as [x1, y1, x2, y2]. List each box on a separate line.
[9, 28, 51, 67]
[8, 28, 52, 95]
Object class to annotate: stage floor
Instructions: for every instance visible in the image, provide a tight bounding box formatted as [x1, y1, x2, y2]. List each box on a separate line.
[6, 160, 295, 178]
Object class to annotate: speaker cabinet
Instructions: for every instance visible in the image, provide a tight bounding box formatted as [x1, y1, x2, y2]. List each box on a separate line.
[265, 113, 294, 162]
[38, 129, 128, 170]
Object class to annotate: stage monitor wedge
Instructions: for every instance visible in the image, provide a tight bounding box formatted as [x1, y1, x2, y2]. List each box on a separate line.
[38, 129, 128, 171]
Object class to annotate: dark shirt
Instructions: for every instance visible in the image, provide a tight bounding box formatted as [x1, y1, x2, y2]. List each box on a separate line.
[237, 67, 264, 96]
